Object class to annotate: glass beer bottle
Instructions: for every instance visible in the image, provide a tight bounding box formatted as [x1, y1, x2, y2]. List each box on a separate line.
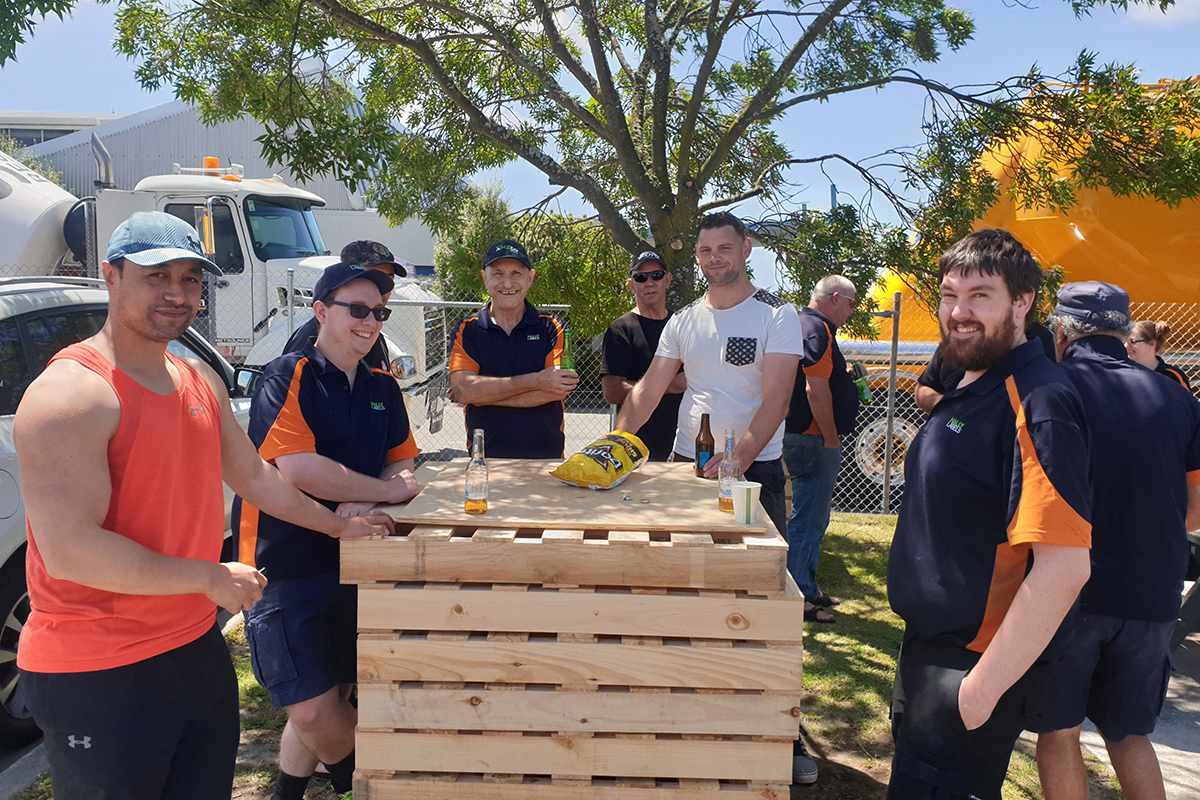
[694, 413, 715, 476]
[718, 429, 741, 512]
[560, 327, 575, 371]
[465, 428, 488, 515]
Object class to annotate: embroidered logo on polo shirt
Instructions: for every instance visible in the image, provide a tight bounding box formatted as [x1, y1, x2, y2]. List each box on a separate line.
[527, 334, 540, 341]
[946, 417, 965, 434]
[371, 402, 386, 410]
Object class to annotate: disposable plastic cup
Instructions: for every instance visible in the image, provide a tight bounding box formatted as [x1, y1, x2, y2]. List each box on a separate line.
[732, 480, 762, 524]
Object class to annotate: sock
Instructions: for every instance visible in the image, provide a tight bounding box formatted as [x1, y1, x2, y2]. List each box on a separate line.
[326, 749, 356, 795]
[271, 770, 311, 800]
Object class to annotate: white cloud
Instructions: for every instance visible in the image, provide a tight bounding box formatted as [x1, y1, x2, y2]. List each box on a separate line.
[1123, 0, 1200, 27]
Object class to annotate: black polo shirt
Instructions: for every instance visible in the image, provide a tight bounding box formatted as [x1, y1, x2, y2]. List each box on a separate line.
[283, 316, 389, 373]
[918, 322, 1057, 395]
[448, 300, 565, 458]
[889, 339, 1092, 653]
[233, 343, 418, 580]
[785, 307, 858, 437]
[1060, 335, 1200, 622]
[1155, 356, 1193, 391]
[600, 311, 682, 461]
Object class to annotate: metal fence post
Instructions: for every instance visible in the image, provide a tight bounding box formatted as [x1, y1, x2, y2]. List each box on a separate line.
[286, 268, 295, 339]
[881, 291, 902, 513]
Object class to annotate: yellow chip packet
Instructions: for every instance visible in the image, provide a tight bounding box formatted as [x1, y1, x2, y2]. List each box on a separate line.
[550, 430, 649, 490]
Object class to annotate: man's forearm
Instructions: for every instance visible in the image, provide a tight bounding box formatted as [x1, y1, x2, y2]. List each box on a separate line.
[274, 451, 399, 504]
[736, 398, 790, 466]
[240, 457, 351, 538]
[453, 372, 541, 405]
[959, 543, 1090, 727]
[488, 390, 566, 407]
[602, 375, 634, 405]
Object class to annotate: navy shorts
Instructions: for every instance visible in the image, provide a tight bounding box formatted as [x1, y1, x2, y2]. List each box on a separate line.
[243, 571, 358, 708]
[1028, 612, 1173, 741]
[20, 623, 239, 800]
[887, 633, 1050, 800]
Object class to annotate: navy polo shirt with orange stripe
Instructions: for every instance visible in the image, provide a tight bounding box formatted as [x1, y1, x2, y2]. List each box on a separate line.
[448, 300, 565, 458]
[233, 342, 418, 580]
[785, 307, 859, 437]
[1059, 336, 1200, 622]
[888, 339, 1092, 654]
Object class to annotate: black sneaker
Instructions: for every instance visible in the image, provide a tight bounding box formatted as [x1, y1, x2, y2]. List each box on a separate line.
[792, 737, 818, 785]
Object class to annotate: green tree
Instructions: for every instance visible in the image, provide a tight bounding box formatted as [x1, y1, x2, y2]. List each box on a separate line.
[106, 0, 1200, 308]
[0, 132, 64, 186]
[0, 0, 72, 65]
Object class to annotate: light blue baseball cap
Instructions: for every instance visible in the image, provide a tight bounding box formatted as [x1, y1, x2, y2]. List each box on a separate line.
[106, 211, 223, 275]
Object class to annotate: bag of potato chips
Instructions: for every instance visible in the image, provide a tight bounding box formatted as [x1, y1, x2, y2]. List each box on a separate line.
[550, 430, 649, 490]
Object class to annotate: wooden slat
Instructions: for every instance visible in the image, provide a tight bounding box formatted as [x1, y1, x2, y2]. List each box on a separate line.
[357, 685, 802, 737]
[356, 732, 791, 782]
[379, 460, 769, 534]
[356, 585, 802, 640]
[354, 775, 789, 800]
[357, 639, 802, 692]
[342, 535, 785, 591]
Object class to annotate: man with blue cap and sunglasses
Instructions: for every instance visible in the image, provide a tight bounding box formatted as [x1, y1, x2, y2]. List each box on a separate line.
[236, 259, 422, 800]
[14, 212, 389, 800]
[1033, 281, 1200, 800]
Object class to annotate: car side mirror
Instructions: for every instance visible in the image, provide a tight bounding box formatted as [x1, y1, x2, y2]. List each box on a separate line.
[234, 366, 263, 398]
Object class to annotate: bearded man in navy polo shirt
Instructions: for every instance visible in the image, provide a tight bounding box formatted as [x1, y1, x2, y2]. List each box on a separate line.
[887, 229, 1093, 800]
[447, 240, 577, 458]
[1033, 282, 1200, 800]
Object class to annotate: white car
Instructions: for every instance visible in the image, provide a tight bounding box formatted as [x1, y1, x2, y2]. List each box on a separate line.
[0, 277, 258, 748]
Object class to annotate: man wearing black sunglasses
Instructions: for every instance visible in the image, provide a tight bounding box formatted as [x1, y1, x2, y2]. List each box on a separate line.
[236, 261, 422, 800]
[283, 240, 411, 372]
[601, 251, 686, 460]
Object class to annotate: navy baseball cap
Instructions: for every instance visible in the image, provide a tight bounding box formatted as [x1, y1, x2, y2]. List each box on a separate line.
[1055, 281, 1129, 326]
[340, 240, 408, 277]
[106, 212, 222, 275]
[313, 262, 395, 304]
[630, 250, 666, 275]
[483, 239, 532, 269]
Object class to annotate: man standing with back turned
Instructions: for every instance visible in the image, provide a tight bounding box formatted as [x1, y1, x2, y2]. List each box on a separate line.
[601, 250, 687, 460]
[887, 229, 1092, 799]
[1033, 282, 1200, 800]
[14, 212, 388, 800]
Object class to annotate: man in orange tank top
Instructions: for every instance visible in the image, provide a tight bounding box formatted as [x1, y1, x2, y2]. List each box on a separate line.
[13, 212, 392, 800]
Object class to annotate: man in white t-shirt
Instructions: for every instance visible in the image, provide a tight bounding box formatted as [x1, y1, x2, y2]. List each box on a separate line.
[615, 212, 803, 534]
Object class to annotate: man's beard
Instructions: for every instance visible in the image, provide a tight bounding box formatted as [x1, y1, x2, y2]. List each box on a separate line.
[941, 313, 1018, 372]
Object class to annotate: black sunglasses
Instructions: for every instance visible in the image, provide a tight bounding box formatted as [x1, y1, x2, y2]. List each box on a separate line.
[631, 269, 667, 283]
[324, 300, 392, 321]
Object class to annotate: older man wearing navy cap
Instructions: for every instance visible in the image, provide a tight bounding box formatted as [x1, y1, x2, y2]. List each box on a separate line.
[447, 239, 577, 458]
[1033, 281, 1200, 800]
[235, 260, 421, 800]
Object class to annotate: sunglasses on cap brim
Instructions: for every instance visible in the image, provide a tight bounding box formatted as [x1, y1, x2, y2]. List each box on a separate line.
[324, 300, 392, 321]
[631, 270, 667, 283]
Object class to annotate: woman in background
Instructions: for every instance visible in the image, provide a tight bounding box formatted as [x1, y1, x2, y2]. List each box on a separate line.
[1126, 320, 1192, 390]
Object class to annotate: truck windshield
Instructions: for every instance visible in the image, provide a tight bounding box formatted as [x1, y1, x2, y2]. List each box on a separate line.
[243, 196, 328, 261]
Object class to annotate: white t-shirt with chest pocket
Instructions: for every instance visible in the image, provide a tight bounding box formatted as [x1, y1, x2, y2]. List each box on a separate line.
[656, 288, 804, 461]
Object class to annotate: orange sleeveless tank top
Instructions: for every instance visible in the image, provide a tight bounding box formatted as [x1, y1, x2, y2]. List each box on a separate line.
[19, 343, 225, 673]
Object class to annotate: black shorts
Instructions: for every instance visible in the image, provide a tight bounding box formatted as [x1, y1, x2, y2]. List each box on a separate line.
[243, 570, 357, 707]
[20, 623, 239, 800]
[887, 632, 1050, 800]
[1028, 612, 1173, 741]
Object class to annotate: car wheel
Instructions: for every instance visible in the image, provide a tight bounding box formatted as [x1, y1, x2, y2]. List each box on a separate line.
[833, 391, 923, 513]
[0, 550, 41, 748]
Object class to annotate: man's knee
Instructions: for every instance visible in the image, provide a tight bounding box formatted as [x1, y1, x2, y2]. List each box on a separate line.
[286, 687, 344, 730]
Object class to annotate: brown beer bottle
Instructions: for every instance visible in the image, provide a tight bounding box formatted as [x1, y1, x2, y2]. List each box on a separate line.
[695, 413, 715, 476]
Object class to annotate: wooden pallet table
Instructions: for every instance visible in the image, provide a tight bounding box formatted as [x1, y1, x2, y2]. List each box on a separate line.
[347, 460, 803, 799]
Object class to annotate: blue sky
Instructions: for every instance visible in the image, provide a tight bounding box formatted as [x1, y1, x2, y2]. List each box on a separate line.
[3, 0, 1198, 228]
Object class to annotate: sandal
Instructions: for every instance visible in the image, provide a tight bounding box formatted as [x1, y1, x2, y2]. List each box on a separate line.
[810, 592, 841, 608]
[804, 605, 835, 624]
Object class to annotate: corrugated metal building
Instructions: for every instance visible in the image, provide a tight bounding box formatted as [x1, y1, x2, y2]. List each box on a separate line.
[27, 100, 436, 267]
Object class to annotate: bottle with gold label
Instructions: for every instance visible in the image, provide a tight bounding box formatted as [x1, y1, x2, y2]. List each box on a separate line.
[718, 429, 741, 512]
[694, 413, 715, 476]
[465, 428, 488, 515]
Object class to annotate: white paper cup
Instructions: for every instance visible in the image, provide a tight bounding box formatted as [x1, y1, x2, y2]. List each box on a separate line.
[732, 480, 762, 524]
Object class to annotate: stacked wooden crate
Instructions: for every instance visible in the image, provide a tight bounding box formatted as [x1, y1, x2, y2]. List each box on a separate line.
[344, 460, 804, 799]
